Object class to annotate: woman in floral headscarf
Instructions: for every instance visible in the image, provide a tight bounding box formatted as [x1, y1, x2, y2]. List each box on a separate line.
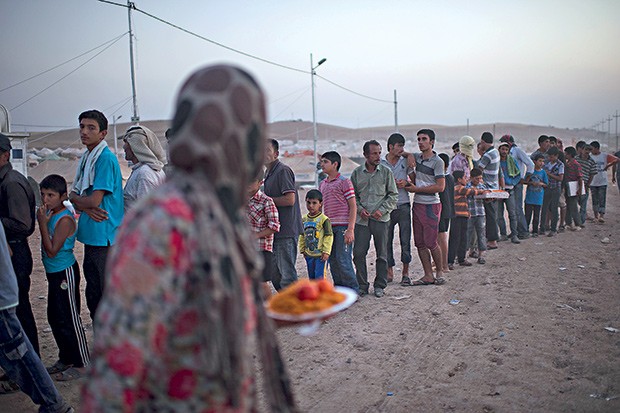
[448, 135, 476, 181]
[82, 65, 298, 412]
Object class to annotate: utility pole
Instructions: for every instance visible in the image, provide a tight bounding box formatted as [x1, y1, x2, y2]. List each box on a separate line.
[128, 1, 140, 123]
[614, 110, 619, 151]
[393, 89, 398, 132]
[466, 118, 470, 135]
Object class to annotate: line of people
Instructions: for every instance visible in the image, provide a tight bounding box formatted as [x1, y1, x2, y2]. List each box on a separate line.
[251, 131, 619, 300]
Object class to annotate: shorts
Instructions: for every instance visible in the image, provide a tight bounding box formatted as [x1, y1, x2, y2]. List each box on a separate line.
[412, 203, 441, 250]
[438, 217, 450, 233]
[261, 250, 275, 282]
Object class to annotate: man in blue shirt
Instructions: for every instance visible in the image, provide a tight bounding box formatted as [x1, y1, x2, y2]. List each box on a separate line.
[69, 110, 123, 322]
[478, 132, 502, 249]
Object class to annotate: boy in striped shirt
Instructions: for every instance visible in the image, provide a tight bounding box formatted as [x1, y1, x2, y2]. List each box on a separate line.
[319, 152, 359, 291]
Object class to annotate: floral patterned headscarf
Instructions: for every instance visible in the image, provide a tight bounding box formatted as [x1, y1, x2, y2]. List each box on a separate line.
[168, 65, 297, 411]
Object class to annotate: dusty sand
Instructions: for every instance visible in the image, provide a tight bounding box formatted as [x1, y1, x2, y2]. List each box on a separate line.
[3, 188, 619, 412]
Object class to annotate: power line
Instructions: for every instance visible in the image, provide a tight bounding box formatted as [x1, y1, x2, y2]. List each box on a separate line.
[97, 0, 392, 105]
[0, 32, 128, 94]
[9, 34, 127, 112]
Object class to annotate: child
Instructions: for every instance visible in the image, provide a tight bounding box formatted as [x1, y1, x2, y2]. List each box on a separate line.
[299, 189, 333, 280]
[540, 146, 564, 237]
[37, 174, 89, 381]
[525, 154, 548, 236]
[448, 170, 489, 268]
[319, 152, 359, 291]
[437, 153, 455, 273]
[563, 146, 583, 230]
[465, 168, 488, 264]
[246, 177, 280, 299]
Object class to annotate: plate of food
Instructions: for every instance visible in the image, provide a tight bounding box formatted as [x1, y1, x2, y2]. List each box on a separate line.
[266, 280, 358, 323]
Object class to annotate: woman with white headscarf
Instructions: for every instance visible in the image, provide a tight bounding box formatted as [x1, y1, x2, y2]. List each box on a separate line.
[82, 65, 298, 412]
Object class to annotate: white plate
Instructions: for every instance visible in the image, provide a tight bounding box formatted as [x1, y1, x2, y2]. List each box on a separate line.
[266, 286, 358, 322]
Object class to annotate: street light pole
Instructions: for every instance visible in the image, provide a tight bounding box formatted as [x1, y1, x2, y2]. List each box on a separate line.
[113, 115, 122, 159]
[311, 53, 326, 188]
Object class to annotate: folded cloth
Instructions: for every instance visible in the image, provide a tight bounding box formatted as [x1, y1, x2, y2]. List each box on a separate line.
[506, 155, 520, 178]
[72, 140, 108, 195]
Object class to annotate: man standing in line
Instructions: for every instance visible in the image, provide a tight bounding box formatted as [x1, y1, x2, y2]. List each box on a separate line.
[478, 132, 502, 249]
[121, 125, 167, 211]
[499, 135, 534, 239]
[588, 141, 619, 223]
[351, 140, 398, 298]
[263, 139, 303, 290]
[575, 141, 597, 225]
[69, 110, 123, 322]
[406, 129, 446, 286]
[530, 135, 550, 163]
[0, 133, 39, 355]
[380, 133, 413, 285]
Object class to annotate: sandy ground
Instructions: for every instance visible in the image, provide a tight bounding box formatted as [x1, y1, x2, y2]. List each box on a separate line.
[3, 188, 619, 412]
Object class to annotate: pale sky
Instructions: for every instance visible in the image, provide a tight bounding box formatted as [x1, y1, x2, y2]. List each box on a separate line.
[1, 0, 619, 132]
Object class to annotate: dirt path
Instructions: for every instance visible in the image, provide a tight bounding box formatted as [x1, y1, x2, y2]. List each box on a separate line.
[3, 189, 619, 412]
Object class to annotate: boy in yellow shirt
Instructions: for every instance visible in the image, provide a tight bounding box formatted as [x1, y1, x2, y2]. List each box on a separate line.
[299, 189, 333, 280]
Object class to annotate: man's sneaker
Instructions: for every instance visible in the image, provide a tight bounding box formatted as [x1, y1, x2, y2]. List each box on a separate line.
[459, 260, 473, 267]
[374, 288, 385, 298]
[358, 289, 368, 297]
[499, 235, 509, 242]
[511, 237, 521, 244]
[531, 232, 539, 237]
[558, 225, 565, 233]
[448, 263, 455, 271]
[518, 233, 530, 240]
[477, 257, 486, 264]
[547, 231, 557, 237]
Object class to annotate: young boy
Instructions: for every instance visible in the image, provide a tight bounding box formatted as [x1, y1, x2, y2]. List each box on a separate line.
[437, 153, 455, 273]
[247, 177, 280, 299]
[37, 174, 89, 381]
[563, 147, 583, 231]
[465, 168, 488, 264]
[319, 151, 359, 291]
[497, 142, 522, 244]
[299, 190, 333, 280]
[525, 154, 548, 236]
[540, 146, 564, 237]
[448, 170, 489, 268]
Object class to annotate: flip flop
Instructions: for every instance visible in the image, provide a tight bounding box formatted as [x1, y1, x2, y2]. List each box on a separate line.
[0, 380, 20, 394]
[54, 367, 83, 382]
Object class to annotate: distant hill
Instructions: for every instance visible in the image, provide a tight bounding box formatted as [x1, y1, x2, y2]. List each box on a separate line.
[25, 119, 605, 157]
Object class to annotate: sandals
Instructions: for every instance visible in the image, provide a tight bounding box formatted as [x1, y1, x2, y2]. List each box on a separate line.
[0, 380, 20, 394]
[410, 277, 446, 286]
[46, 361, 72, 375]
[54, 367, 83, 382]
[401, 276, 412, 286]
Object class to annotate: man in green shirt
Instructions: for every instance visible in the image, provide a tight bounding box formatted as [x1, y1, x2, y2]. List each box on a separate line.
[350, 140, 398, 298]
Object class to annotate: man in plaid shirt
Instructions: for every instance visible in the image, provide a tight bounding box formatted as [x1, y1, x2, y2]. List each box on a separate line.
[247, 178, 280, 298]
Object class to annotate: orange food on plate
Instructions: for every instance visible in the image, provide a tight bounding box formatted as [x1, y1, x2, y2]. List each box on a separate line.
[268, 279, 345, 315]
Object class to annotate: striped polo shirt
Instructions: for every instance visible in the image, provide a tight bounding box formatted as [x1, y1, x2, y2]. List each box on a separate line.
[413, 152, 445, 205]
[576, 155, 597, 185]
[478, 147, 500, 189]
[319, 174, 355, 226]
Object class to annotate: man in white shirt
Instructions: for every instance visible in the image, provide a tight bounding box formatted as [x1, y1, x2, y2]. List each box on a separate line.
[122, 126, 167, 211]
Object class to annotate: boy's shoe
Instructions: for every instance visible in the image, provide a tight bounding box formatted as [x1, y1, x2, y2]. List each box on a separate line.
[598, 217, 605, 223]
[477, 257, 486, 264]
[499, 235, 509, 242]
[579, 224, 586, 228]
[400, 276, 412, 286]
[538, 230, 546, 236]
[374, 288, 385, 298]
[510, 236, 521, 244]
[547, 231, 557, 237]
[358, 289, 368, 297]
[468, 250, 479, 259]
[448, 263, 455, 271]
[518, 233, 530, 240]
[558, 226, 565, 233]
[531, 232, 539, 238]
[459, 260, 473, 267]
